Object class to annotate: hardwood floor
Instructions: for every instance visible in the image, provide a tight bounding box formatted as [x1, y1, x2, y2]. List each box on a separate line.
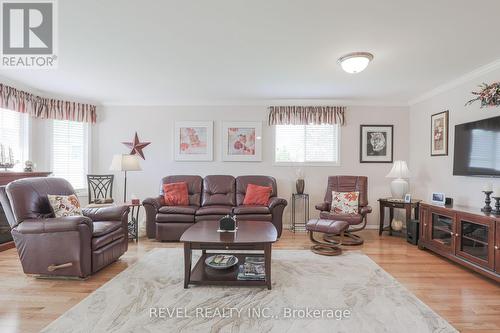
[0, 230, 499, 333]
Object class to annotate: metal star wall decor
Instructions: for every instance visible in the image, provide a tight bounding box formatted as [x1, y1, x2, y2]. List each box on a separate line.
[122, 132, 151, 160]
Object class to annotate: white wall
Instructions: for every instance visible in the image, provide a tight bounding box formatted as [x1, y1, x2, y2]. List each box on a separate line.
[91, 105, 409, 234]
[409, 68, 500, 206]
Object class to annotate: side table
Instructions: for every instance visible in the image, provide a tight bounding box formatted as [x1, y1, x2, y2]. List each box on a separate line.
[127, 202, 141, 241]
[378, 198, 421, 236]
[291, 193, 309, 232]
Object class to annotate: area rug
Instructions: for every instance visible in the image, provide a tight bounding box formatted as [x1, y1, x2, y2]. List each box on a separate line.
[41, 249, 457, 333]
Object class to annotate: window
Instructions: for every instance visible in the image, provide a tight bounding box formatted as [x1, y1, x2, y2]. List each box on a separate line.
[0, 108, 28, 165]
[52, 120, 89, 190]
[275, 124, 340, 164]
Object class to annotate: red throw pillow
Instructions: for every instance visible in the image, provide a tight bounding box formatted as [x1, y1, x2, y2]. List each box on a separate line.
[243, 184, 272, 206]
[163, 182, 189, 206]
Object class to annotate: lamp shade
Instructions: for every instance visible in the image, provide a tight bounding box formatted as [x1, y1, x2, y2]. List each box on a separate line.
[109, 154, 142, 172]
[386, 160, 410, 179]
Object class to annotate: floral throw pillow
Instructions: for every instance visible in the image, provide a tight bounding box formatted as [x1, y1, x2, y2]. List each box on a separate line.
[48, 194, 83, 217]
[330, 191, 359, 215]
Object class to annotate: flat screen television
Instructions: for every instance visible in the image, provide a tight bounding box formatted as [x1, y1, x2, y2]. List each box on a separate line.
[453, 115, 500, 177]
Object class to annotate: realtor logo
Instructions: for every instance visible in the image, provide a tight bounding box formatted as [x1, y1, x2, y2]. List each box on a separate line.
[1, 0, 57, 68]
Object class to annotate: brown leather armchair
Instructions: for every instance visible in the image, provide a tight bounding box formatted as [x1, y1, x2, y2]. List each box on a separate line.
[315, 176, 372, 245]
[0, 177, 129, 278]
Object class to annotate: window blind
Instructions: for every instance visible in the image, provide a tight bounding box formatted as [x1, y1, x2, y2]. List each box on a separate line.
[0, 108, 27, 163]
[275, 124, 339, 163]
[52, 120, 87, 189]
[470, 129, 500, 170]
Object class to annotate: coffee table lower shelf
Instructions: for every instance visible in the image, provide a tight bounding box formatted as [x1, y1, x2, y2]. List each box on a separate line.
[186, 253, 270, 289]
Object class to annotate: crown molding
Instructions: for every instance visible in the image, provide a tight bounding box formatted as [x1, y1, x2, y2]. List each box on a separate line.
[100, 98, 409, 108]
[408, 58, 500, 106]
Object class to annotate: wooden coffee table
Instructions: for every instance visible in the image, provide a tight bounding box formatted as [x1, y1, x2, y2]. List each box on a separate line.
[180, 220, 278, 290]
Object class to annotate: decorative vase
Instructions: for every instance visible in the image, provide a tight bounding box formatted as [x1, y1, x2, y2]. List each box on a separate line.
[296, 179, 305, 194]
[391, 219, 403, 231]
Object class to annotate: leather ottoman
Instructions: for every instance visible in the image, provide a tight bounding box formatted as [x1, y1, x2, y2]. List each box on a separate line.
[306, 219, 349, 256]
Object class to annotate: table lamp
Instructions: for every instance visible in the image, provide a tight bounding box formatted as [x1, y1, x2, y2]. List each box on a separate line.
[109, 154, 142, 202]
[386, 160, 410, 199]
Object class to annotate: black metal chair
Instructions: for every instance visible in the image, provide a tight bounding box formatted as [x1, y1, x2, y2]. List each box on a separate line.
[87, 175, 114, 204]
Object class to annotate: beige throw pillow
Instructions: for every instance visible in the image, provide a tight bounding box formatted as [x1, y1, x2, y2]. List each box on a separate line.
[330, 191, 359, 214]
[48, 194, 83, 218]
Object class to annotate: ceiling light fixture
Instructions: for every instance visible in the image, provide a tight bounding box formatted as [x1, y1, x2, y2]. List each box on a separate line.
[338, 52, 374, 74]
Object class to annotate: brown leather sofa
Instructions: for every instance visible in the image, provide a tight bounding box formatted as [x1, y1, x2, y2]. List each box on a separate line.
[143, 175, 287, 241]
[0, 177, 129, 278]
[315, 176, 372, 245]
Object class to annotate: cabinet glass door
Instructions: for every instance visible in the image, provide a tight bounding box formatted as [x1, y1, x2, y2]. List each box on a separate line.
[456, 216, 494, 270]
[460, 221, 489, 261]
[430, 213, 454, 251]
[496, 221, 500, 273]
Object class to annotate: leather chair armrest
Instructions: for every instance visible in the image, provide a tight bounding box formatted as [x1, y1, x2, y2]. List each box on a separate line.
[142, 196, 164, 210]
[268, 197, 288, 209]
[360, 206, 372, 215]
[267, 197, 287, 238]
[14, 216, 93, 234]
[143, 195, 164, 239]
[82, 205, 129, 222]
[315, 202, 331, 211]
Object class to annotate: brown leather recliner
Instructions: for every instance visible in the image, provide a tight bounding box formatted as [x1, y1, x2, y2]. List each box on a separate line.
[196, 175, 237, 221]
[143, 175, 203, 241]
[0, 177, 129, 278]
[143, 175, 287, 241]
[315, 176, 372, 245]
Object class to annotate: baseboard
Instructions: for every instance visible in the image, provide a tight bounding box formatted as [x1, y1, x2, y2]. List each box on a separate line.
[282, 224, 379, 230]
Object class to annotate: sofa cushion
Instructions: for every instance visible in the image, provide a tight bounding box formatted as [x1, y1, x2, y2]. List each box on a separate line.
[158, 205, 197, 215]
[234, 214, 272, 222]
[195, 205, 233, 216]
[47, 194, 82, 217]
[161, 175, 202, 206]
[163, 182, 189, 206]
[156, 213, 195, 223]
[243, 184, 272, 206]
[319, 211, 362, 225]
[92, 221, 122, 237]
[236, 176, 277, 206]
[330, 191, 359, 214]
[202, 175, 236, 206]
[233, 205, 270, 215]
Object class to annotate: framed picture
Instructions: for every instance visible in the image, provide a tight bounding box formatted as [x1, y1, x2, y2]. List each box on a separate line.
[431, 192, 446, 206]
[404, 193, 412, 203]
[431, 110, 449, 156]
[222, 121, 262, 161]
[360, 125, 393, 163]
[174, 121, 213, 161]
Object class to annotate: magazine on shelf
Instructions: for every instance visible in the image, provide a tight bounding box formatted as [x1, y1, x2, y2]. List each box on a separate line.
[244, 256, 265, 264]
[237, 257, 266, 281]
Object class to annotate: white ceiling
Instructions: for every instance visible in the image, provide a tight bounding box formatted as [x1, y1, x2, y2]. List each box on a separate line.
[1, 0, 500, 106]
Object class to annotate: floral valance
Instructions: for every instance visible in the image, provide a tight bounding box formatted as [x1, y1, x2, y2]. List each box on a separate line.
[0, 83, 97, 123]
[268, 106, 345, 126]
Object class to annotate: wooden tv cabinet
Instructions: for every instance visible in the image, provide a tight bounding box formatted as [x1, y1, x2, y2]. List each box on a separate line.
[419, 203, 500, 282]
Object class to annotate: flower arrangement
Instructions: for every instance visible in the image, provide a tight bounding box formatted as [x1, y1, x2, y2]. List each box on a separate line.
[465, 82, 500, 108]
